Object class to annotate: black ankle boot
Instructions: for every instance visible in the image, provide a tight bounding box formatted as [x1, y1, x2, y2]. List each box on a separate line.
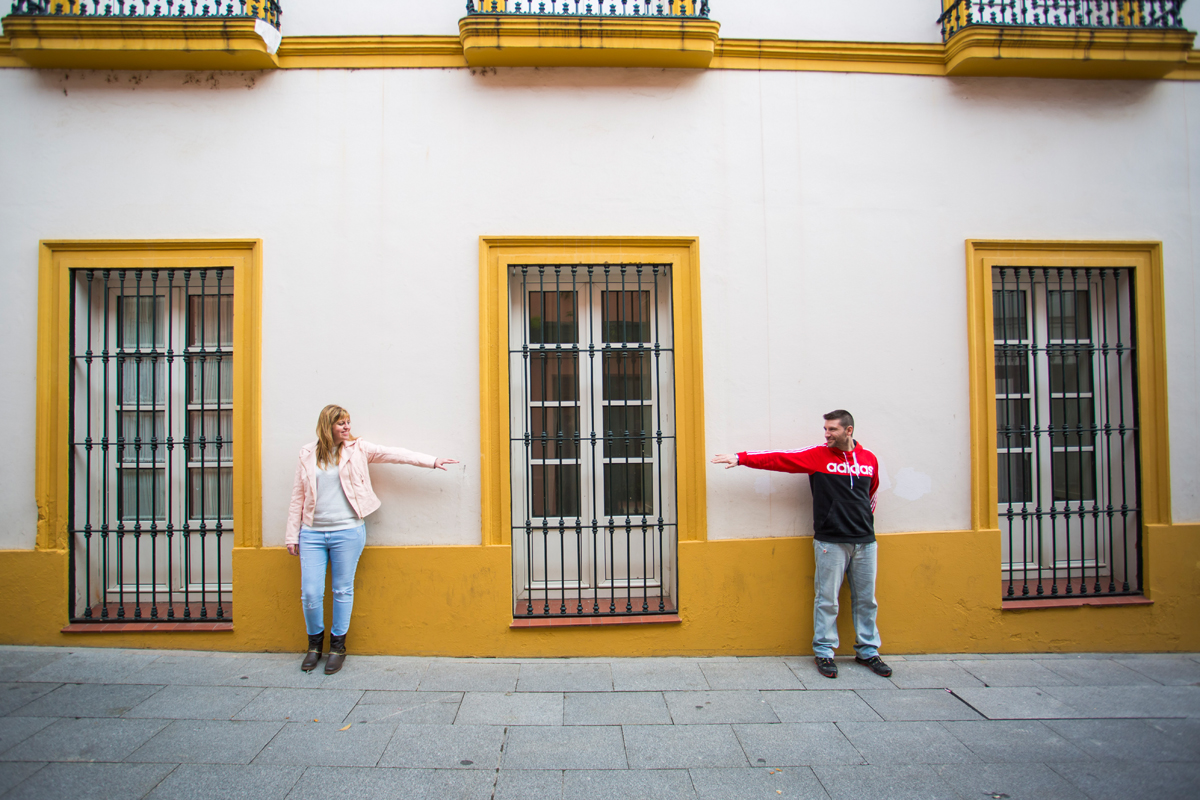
[325, 633, 347, 675]
[300, 631, 324, 672]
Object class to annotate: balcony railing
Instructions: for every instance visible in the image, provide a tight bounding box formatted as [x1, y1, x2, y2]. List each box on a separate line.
[940, 0, 1187, 40]
[466, 0, 708, 17]
[7, 0, 281, 29]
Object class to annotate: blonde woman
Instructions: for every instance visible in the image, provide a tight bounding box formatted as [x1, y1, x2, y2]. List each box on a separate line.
[286, 405, 458, 674]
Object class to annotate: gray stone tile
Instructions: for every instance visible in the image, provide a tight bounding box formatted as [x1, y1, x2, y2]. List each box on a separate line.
[232, 687, 363, 723]
[835, 721, 982, 764]
[624, 724, 747, 769]
[128, 653, 262, 687]
[145, 764, 304, 800]
[2, 762, 176, 800]
[950, 687, 1087, 720]
[347, 691, 462, 724]
[1044, 718, 1200, 762]
[563, 691, 671, 725]
[215, 655, 334, 689]
[377, 723, 505, 769]
[699, 661, 804, 690]
[734, 722, 865, 766]
[935, 763, 1089, 800]
[285, 766, 496, 800]
[665, 691, 780, 724]
[1144, 718, 1200, 759]
[898, 654, 989, 662]
[812, 765, 960, 800]
[254, 720, 397, 767]
[564, 769, 696, 800]
[611, 658, 710, 691]
[1049, 760, 1200, 800]
[22, 650, 161, 684]
[318, 657, 429, 691]
[954, 659, 1074, 687]
[515, 663, 612, 692]
[126, 719, 285, 764]
[885, 661, 985, 690]
[12, 682, 165, 718]
[691, 767, 831, 800]
[941, 720, 1091, 763]
[0, 762, 45, 796]
[0, 649, 68, 682]
[1036, 658, 1162, 686]
[419, 661, 520, 693]
[785, 658, 897, 690]
[0, 717, 170, 762]
[761, 690, 882, 723]
[123, 685, 262, 720]
[856, 689, 982, 721]
[0, 683, 60, 716]
[503, 725, 626, 769]
[494, 769, 563, 800]
[1115, 655, 1200, 686]
[455, 692, 563, 725]
[0, 716, 56, 756]
[1044, 685, 1200, 718]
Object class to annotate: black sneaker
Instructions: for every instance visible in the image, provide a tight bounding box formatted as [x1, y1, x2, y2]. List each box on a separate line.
[855, 655, 893, 677]
[815, 657, 837, 679]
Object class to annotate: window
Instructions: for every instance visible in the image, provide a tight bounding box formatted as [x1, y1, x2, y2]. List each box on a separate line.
[509, 264, 677, 618]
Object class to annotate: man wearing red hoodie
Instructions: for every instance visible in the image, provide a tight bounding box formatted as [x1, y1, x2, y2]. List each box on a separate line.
[712, 410, 891, 680]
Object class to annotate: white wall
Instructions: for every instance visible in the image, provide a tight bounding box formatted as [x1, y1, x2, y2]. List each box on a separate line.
[282, 0, 944, 42]
[0, 66, 1196, 549]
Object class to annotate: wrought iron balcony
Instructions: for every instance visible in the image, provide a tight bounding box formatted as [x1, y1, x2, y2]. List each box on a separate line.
[940, 0, 1187, 41]
[7, 0, 281, 29]
[465, 0, 708, 17]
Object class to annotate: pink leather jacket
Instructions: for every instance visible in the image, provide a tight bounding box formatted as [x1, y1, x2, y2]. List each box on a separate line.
[285, 438, 437, 545]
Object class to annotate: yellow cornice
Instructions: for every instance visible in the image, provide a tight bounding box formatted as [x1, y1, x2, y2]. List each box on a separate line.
[712, 38, 945, 75]
[276, 35, 465, 69]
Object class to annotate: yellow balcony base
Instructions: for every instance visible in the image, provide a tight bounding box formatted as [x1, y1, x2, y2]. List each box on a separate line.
[945, 26, 1195, 79]
[459, 14, 720, 68]
[2, 16, 280, 70]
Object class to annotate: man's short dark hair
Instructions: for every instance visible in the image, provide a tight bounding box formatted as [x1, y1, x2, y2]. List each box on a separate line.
[824, 409, 854, 429]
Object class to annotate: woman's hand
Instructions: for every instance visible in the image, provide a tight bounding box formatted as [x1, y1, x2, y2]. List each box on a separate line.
[434, 458, 459, 471]
[287, 544, 299, 556]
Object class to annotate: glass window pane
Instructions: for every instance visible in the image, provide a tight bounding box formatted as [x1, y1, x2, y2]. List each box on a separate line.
[531, 464, 580, 518]
[998, 453, 1033, 504]
[1049, 289, 1091, 341]
[995, 349, 1029, 395]
[529, 291, 577, 344]
[188, 292, 233, 348]
[1050, 398, 1095, 448]
[530, 407, 579, 459]
[119, 411, 166, 463]
[601, 290, 651, 343]
[119, 469, 165, 521]
[188, 466, 233, 520]
[118, 356, 166, 405]
[188, 355, 233, 404]
[603, 405, 653, 458]
[118, 295, 165, 349]
[1053, 450, 1096, 502]
[1048, 348, 1093, 394]
[529, 353, 578, 402]
[996, 399, 1031, 449]
[992, 289, 1027, 342]
[604, 463, 653, 517]
[189, 410, 233, 461]
[603, 351, 651, 401]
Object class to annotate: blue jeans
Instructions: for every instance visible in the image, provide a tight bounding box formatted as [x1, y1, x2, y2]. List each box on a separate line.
[812, 539, 881, 659]
[299, 524, 366, 637]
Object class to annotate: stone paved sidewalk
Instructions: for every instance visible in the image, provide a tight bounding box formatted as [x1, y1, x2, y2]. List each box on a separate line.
[1, 647, 1198, 799]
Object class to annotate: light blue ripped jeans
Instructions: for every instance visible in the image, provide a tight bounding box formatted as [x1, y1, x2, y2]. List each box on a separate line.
[812, 539, 881, 659]
[299, 523, 366, 637]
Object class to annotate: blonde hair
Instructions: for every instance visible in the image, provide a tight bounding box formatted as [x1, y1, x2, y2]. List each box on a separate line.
[315, 404, 355, 469]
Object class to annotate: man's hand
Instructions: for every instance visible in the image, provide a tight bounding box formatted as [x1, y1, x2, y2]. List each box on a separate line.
[711, 453, 739, 469]
[434, 458, 460, 471]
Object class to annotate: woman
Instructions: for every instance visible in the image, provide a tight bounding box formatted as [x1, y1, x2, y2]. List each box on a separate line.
[286, 404, 458, 674]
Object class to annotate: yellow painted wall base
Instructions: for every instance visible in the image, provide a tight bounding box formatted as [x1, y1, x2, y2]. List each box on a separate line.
[2, 525, 1197, 655]
[945, 26, 1195, 79]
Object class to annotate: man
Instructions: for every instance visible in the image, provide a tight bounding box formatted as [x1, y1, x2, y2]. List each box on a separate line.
[712, 410, 891, 679]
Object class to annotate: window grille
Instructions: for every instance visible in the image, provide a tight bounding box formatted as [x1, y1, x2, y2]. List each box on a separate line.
[69, 268, 233, 622]
[993, 267, 1141, 599]
[510, 264, 677, 618]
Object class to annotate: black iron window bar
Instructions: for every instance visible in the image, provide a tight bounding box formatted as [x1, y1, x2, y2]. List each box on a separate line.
[994, 267, 1142, 600]
[7, 0, 282, 28]
[69, 268, 233, 623]
[940, 0, 1186, 40]
[511, 264, 677, 618]
[467, 0, 708, 18]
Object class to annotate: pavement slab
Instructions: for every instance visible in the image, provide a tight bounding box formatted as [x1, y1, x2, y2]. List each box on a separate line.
[1043, 717, 1200, 762]
[563, 691, 672, 725]
[347, 691, 462, 724]
[856, 689, 983, 721]
[503, 725, 626, 770]
[610, 658, 710, 691]
[884, 661, 985, 690]
[144, 764, 304, 800]
[664, 691, 780, 724]
[940, 719, 1091, 763]
[1042, 685, 1200, 718]
[954, 659, 1075, 687]
[761, 690, 883, 723]
[624, 724, 747, 769]
[811, 764, 961, 800]
[1048, 760, 1200, 800]
[123, 685, 262, 720]
[698, 660, 804, 691]
[0, 683, 60, 716]
[950, 686, 1087, 720]
[515, 663, 612, 693]
[1113, 655, 1200, 686]
[125, 719, 285, 764]
[12, 682, 164, 718]
[1, 762, 177, 800]
[317, 656, 429, 691]
[253, 720, 398, 767]
[127, 653, 261, 687]
[733, 722, 865, 766]
[0, 762, 46, 796]
[690, 766, 831, 800]
[0, 716, 170, 763]
[493, 769, 563, 800]
[1035, 658, 1162, 686]
[284, 766, 496, 800]
[1143, 718, 1200, 759]
[563, 768, 697, 800]
[232, 687, 364, 723]
[0, 650, 67, 682]
[935, 762, 1090, 800]
[377, 723, 505, 769]
[455, 691, 564, 725]
[0, 716, 57, 756]
[419, 661, 520, 693]
[834, 721, 982, 765]
[21, 650, 161, 685]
